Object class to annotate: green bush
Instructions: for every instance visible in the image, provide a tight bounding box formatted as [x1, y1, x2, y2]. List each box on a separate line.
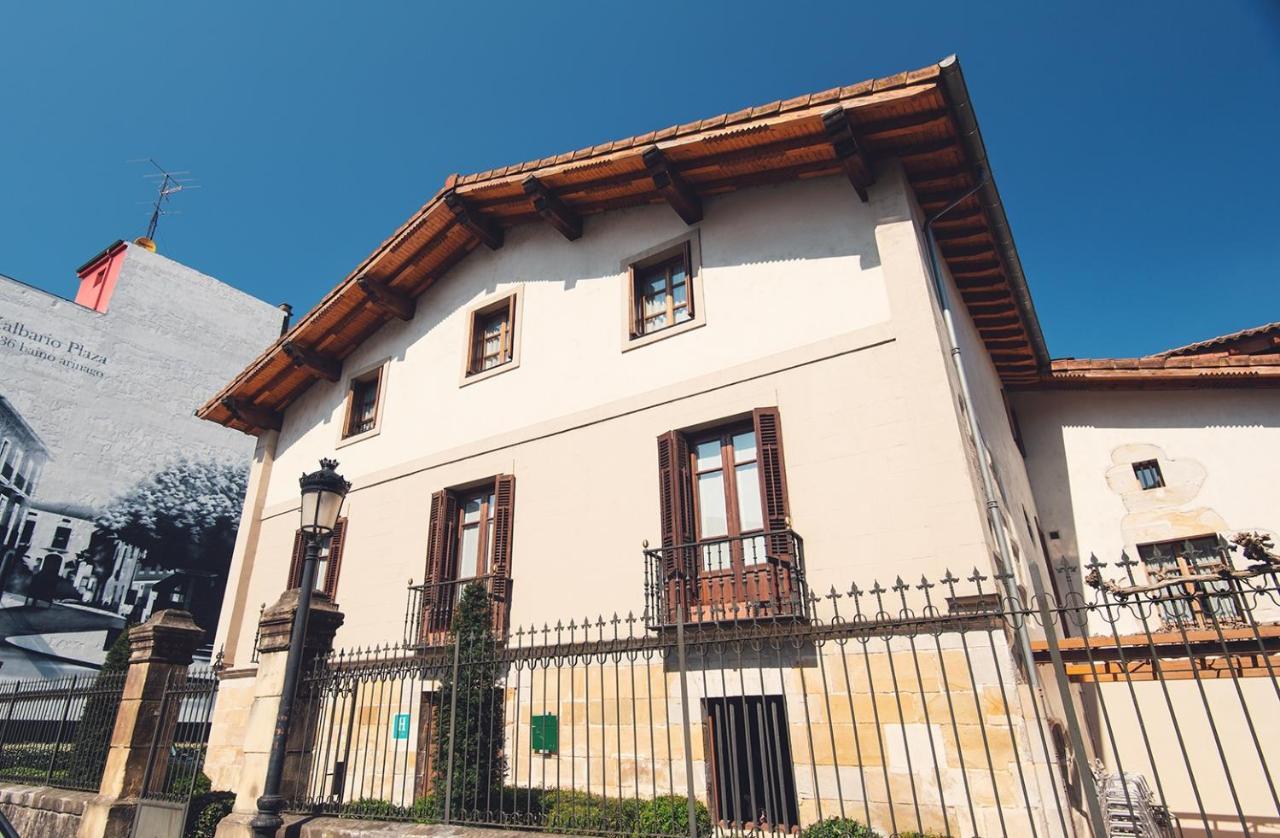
[338, 796, 434, 822]
[543, 789, 631, 834]
[632, 795, 713, 837]
[185, 791, 234, 838]
[802, 816, 883, 838]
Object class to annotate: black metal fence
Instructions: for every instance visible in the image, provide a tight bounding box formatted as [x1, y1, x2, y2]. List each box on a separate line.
[0, 671, 128, 791]
[138, 663, 221, 802]
[285, 547, 1280, 838]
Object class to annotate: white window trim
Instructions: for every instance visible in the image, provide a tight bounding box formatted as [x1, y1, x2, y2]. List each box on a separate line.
[620, 229, 706, 352]
[335, 357, 391, 448]
[459, 284, 524, 387]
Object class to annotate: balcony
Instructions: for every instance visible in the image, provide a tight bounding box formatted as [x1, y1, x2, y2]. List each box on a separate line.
[403, 574, 511, 648]
[644, 530, 810, 629]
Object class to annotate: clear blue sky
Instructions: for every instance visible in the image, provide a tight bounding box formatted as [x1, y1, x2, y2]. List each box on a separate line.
[2, 2, 1277, 359]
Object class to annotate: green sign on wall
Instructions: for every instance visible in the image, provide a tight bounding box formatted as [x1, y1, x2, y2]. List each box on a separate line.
[530, 714, 558, 754]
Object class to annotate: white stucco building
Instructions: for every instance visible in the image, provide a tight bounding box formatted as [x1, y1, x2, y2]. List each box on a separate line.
[199, 58, 1279, 838]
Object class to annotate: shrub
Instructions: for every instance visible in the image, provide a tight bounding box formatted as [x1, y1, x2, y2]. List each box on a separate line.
[338, 796, 434, 822]
[185, 791, 234, 838]
[543, 789, 630, 834]
[632, 795, 713, 838]
[802, 817, 883, 838]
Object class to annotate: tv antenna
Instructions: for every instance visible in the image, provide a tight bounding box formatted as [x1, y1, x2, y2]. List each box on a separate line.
[131, 158, 200, 242]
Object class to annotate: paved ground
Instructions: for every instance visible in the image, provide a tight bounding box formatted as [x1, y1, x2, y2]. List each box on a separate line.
[0, 600, 123, 680]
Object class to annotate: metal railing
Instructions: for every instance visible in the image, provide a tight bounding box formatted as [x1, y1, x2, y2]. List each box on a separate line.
[643, 530, 809, 629]
[285, 548, 1280, 838]
[403, 574, 511, 648]
[139, 662, 221, 802]
[0, 671, 127, 791]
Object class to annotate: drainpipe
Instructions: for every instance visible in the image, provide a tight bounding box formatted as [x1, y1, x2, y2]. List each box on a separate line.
[922, 174, 1041, 683]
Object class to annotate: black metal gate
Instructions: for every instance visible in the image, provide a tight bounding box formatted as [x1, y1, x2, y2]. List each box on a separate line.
[131, 661, 221, 838]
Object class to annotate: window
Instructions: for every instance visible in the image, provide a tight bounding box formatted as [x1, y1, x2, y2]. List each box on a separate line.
[655, 408, 797, 622]
[692, 423, 766, 572]
[704, 695, 799, 831]
[343, 369, 382, 439]
[631, 243, 692, 338]
[1138, 536, 1240, 628]
[286, 518, 348, 597]
[1133, 459, 1164, 490]
[51, 526, 72, 551]
[0, 440, 9, 480]
[467, 296, 516, 375]
[422, 475, 516, 640]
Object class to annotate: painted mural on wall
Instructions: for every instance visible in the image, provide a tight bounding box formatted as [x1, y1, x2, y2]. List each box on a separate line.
[0, 241, 285, 678]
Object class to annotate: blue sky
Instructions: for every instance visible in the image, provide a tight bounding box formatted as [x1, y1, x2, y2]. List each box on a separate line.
[2, 2, 1276, 359]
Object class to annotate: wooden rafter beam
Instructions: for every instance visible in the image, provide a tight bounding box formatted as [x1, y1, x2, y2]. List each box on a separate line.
[281, 340, 341, 382]
[821, 107, 874, 202]
[642, 146, 703, 225]
[522, 175, 582, 241]
[444, 190, 503, 250]
[356, 276, 415, 321]
[220, 397, 282, 432]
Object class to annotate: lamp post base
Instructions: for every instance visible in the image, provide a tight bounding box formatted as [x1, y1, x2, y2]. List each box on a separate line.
[250, 794, 285, 838]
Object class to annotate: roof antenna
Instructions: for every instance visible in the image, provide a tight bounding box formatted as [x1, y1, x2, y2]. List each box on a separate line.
[130, 158, 200, 247]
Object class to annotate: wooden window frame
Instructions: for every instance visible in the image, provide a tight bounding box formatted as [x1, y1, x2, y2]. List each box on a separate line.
[621, 231, 704, 351]
[461, 287, 523, 386]
[631, 243, 693, 339]
[338, 360, 388, 445]
[286, 517, 348, 597]
[1137, 535, 1242, 630]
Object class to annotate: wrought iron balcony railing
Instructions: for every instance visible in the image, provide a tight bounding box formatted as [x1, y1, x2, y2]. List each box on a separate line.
[403, 573, 511, 648]
[643, 529, 809, 629]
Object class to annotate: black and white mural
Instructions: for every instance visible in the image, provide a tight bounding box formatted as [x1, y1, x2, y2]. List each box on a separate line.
[0, 242, 285, 678]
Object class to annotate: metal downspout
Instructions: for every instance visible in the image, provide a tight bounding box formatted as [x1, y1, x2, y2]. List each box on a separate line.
[922, 175, 1041, 683]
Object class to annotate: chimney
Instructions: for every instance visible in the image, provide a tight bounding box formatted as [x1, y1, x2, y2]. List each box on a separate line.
[73, 240, 129, 313]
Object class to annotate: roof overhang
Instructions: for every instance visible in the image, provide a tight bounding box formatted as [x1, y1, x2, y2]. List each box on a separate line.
[1015, 354, 1280, 390]
[199, 57, 1049, 434]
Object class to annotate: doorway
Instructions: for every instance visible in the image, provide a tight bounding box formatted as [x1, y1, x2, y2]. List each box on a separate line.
[703, 695, 799, 831]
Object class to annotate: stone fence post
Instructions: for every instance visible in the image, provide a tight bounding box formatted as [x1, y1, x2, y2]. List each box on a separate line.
[78, 609, 204, 838]
[216, 589, 343, 838]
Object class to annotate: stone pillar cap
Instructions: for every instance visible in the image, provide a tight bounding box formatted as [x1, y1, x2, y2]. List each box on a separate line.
[128, 609, 205, 665]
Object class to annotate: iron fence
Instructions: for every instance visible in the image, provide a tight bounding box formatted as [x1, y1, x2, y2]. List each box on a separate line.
[139, 662, 221, 802]
[0, 670, 127, 791]
[284, 547, 1280, 838]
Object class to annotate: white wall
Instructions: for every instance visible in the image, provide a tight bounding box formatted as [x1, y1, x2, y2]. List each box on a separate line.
[218, 168, 1006, 662]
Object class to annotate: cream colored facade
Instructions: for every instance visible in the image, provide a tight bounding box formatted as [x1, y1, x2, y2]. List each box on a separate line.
[213, 165, 1040, 668]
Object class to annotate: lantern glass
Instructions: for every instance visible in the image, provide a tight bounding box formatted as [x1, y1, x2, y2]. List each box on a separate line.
[298, 459, 349, 536]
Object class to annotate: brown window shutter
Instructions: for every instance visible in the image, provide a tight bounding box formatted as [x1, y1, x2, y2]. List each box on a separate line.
[322, 517, 348, 596]
[752, 407, 792, 557]
[286, 530, 305, 589]
[424, 490, 458, 586]
[656, 430, 697, 579]
[423, 490, 459, 635]
[489, 474, 516, 634]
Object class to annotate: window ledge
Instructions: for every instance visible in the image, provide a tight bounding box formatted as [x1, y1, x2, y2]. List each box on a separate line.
[335, 425, 381, 449]
[622, 317, 706, 352]
[459, 357, 520, 387]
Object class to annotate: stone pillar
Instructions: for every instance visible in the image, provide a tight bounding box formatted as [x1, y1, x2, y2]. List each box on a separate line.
[216, 589, 343, 838]
[77, 609, 204, 838]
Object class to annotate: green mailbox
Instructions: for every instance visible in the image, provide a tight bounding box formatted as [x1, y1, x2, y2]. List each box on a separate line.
[530, 713, 558, 755]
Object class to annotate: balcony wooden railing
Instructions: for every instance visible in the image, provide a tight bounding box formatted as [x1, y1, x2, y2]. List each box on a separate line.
[403, 574, 510, 648]
[643, 530, 809, 629]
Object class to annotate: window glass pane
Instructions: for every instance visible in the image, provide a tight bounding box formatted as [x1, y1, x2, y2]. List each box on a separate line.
[462, 496, 482, 524]
[458, 525, 480, 579]
[643, 314, 667, 332]
[732, 431, 756, 463]
[642, 293, 666, 317]
[702, 541, 731, 573]
[694, 440, 722, 471]
[671, 265, 686, 285]
[642, 272, 667, 296]
[674, 306, 691, 324]
[672, 281, 687, 306]
[743, 534, 767, 566]
[736, 462, 764, 532]
[697, 471, 728, 537]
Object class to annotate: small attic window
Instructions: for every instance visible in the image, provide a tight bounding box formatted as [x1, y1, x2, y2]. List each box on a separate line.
[1133, 459, 1165, 491]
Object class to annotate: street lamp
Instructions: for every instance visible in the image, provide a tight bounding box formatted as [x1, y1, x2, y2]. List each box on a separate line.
[251, 458, 349, 838]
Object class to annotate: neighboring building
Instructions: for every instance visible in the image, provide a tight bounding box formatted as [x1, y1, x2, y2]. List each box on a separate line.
[198, 58, 1278, 836]
[0, 395, 49, 578]
[0, 238, 287, 668]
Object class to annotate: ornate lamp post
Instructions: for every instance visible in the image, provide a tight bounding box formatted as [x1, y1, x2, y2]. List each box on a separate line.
[251, 458, 349, 838]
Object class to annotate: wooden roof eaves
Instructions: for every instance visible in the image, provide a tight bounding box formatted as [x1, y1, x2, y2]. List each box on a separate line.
[198, 57, 1046, 432]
